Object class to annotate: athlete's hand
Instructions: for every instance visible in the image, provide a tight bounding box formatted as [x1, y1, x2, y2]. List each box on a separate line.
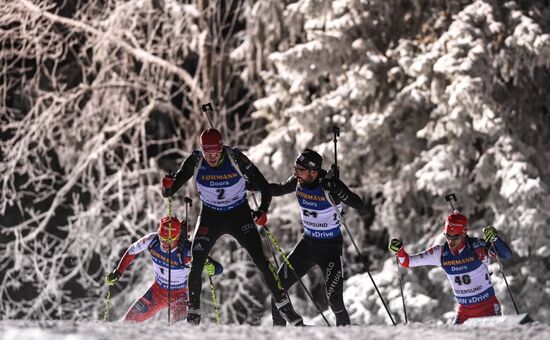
[104, 270, 120, 286]
[327, 164, 339, 180]
[388, 238, 404, 253]
[204, 259, 216, 276]
[252, 210, 267, 226]
[162, 173, 175, 197]
[320, 178, 337, 191]
[482, 226, 498, 243]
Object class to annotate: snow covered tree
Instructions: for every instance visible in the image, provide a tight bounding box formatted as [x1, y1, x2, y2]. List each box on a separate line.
[2, 0, 550, 325]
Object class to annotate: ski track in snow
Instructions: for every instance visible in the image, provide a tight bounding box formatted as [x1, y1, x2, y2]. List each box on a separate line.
[1, 321, 550, 340]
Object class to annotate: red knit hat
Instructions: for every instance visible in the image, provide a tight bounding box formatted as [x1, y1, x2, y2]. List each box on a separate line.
[444, 210, 468, 235]
[199, 128, 223, 153]
[158, 216, 181, 242]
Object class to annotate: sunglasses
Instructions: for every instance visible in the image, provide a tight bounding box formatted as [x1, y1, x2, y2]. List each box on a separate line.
[203, 149, 222, 157]
[159, 235, 179, 243]
[444, 233, 464, 240]
[293, 166, 309, 173]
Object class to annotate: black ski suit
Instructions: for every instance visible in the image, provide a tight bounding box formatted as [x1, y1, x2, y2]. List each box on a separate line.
[269, 174, 363, 326]
[165, 147, 284, 319]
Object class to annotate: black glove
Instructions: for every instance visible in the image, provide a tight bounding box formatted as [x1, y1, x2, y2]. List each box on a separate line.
[388, 238, 404, 253]
[321, 177, 337, 191]
[245, 182, 258, 191]
[104, 270, 120, 286]
[326, 164, 339, 180]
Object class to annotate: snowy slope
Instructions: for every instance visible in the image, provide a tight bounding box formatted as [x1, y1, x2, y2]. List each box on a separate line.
[1, 320, 550, 340]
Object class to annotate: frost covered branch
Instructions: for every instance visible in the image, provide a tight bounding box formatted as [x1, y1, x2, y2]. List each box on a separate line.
[0, 0, 263, 320]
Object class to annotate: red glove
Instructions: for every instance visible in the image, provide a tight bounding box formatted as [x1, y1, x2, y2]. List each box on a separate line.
[162, 175, 174, 197]
[162, 175, 174, 189]
[252, 210, 267, 226]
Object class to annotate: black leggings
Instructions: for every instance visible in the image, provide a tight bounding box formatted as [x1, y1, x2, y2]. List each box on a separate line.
[272, 235, 350, 326]
[187, 203, 283, 312]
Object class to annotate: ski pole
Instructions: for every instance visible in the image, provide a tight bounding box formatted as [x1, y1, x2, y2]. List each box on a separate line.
[248, 196, 287, 290]
[490, 244, 520, 314]
[252, 208, 299, 323]
[201, 103, 215, 128]
[209, 275, 220, 324]
[184, 197, 193, 238]
[336, 214, 396, 326]
[167, 195, 173, 325]
[263, 226, 331, 327]
[332, 126, 340, 179]
[251, 193, 331, 327]
[330, 127, 396, 326]
[103, 286, 111, 321]
[183, 196, 222, 322]
[395, 257, 408, 324]
[333, 204, 396, 325]
[444, 193, 457, 212]
[184, 196, 219, 322]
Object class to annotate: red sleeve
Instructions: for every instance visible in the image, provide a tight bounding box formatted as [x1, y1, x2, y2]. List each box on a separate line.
[115, 250, 137, 274]
[115, 233, 156, 274]
[395, 247, 410, 268]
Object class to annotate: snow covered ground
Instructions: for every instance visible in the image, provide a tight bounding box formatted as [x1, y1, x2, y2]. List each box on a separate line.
[1, 320, 550, 340]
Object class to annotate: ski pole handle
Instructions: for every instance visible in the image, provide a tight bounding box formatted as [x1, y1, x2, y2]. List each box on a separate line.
[444, 193, 457, 211]
[201, 103, 215, 128]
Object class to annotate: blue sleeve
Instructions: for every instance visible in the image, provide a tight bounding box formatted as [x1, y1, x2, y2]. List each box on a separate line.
[491, 238, 513, 260]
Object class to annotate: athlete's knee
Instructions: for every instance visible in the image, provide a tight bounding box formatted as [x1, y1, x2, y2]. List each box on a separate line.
[191, 225, 213, 253]
[277, 266, 298, 290]
[124, 299, 152, 322]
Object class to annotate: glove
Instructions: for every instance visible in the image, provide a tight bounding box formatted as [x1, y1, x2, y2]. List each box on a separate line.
[252, 210, 267, 226]
[104, 270, 120, 286]
[162, 174, 174, 197]
[320, 177, 337, 191]
[327, 164, 339, 180]
[204, 259, 216, 276]
[482, 226, 498, 243]
[388, 238, 403, 253]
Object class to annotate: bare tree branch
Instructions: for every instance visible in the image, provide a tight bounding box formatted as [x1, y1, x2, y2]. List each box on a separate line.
[19, 0, 204, 100]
